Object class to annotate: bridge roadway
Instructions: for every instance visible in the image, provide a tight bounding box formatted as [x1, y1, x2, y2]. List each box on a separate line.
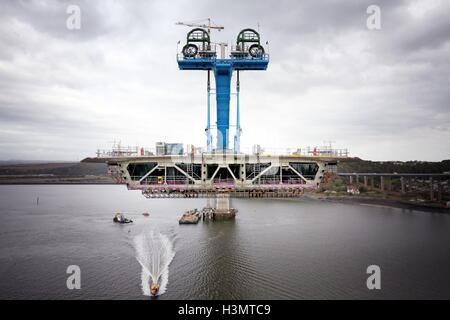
[83, 153, 342, 198]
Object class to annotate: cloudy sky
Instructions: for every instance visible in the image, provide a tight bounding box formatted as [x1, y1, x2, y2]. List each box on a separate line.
[0, 0, 449, 161]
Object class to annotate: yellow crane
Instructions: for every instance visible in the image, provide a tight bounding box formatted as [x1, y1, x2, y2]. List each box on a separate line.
[175, 18, 224, 34]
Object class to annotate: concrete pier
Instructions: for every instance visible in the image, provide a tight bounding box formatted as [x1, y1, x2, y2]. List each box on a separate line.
[214, 193, 236, 220]
[430, 177, 434, 201]
[400, 177, 405, 194]
[437, 181, 443, 202]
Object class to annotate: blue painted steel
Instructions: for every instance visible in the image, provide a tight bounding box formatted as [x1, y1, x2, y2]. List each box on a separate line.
[177, 57, 269, 71]
[178, 56, 269, 150]
[206, 73, 212, 152]
[234, 72, 241, 153]
[214, 63, 232, 150]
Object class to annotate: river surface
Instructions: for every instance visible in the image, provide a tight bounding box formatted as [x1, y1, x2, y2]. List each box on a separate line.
[0, 185, 448, 299]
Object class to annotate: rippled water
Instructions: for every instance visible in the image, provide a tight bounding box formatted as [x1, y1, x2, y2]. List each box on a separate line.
[134, 231, 175, 296]
[0, 185, 449, 299]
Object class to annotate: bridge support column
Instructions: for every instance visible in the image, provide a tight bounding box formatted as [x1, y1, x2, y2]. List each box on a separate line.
[400, 177, 405, 194]
[437, 180, 442, 202]
[214, 193, 236, 220]
[371, 176, 375, 189]
[364, 176, 368, 187]
[349, 175, 353, 184]
[430, 177, 434, 201]
[380, 176, 385, 192]
[214, 64, 232, 150]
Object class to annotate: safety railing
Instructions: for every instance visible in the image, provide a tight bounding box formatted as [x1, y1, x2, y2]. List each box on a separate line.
[139, 177, 190, 185]
[256, 178, 307, 185]
[96, 146, 349, 158]
[212, 178, 235, 185]
[176, 53, 269, 61]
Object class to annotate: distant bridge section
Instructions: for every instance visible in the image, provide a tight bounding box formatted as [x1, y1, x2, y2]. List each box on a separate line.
[339, 173, 450, 201]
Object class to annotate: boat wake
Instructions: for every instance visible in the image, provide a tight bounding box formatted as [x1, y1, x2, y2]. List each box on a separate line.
[133, 231, 175, 296]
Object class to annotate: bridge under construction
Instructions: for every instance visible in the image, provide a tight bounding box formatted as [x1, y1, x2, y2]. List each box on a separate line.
[84, 27, 349, 200]
[87, 152, 342, 198]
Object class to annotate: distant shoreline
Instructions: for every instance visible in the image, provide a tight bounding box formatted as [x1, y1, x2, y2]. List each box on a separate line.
[0, 182, 116, 185]
[305, 193, 450, 214]
[0, 176, 115, 185]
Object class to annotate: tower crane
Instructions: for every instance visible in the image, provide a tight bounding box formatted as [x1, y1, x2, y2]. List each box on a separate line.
[175, 18, 224, 34]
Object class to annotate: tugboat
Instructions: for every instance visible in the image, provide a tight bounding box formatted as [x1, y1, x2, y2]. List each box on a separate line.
[113, 213, 133, 224]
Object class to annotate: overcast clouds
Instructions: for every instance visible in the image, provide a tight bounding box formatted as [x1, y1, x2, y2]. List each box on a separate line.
[0, 0, 449, 161]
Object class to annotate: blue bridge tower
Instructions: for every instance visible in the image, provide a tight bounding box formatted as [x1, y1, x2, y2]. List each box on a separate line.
[177, 28, 269, 152]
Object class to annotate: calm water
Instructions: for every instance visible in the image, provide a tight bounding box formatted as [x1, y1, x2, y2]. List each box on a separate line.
[0, 185, 449, 300]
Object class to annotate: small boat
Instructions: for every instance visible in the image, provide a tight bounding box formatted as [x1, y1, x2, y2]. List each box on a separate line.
[113, 213, 133, 224]
[142, 212, 150, 217]
[150, 283, 159, 296]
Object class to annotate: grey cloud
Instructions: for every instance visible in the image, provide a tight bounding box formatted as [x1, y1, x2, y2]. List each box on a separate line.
[0, 0, 449, 161]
